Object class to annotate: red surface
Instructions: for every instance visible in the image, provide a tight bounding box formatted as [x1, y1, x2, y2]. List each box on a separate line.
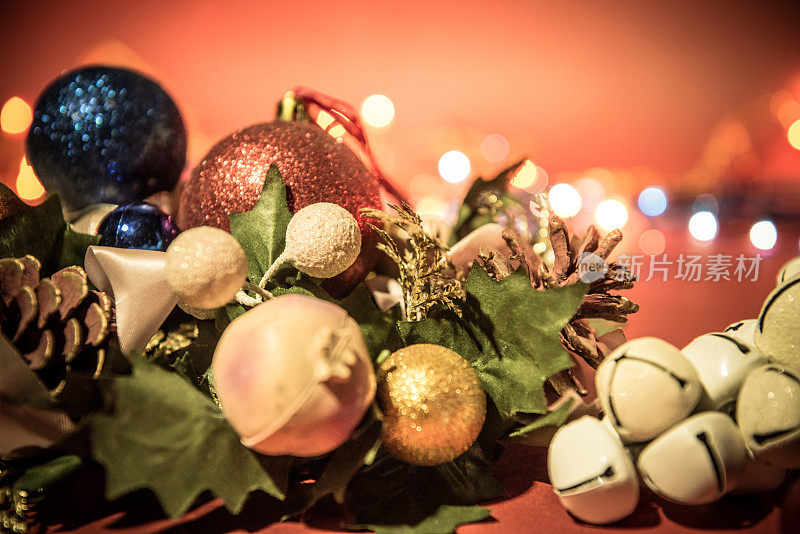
[31, 225, 800, 533]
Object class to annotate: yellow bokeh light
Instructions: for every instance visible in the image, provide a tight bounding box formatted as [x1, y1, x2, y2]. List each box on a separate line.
[1, 97, 33, 135]
[328, 124, 347, 138]
[548, 183, 582, 218]
[316, 110, 335, 130]
[595, 199, 628, 231]
[788, 119, 800, 150]
[416, 196, 447, 218]
[438, 150, 471, 184]
[361, 94, 395, 128]
[510, 160, 538, 189]
[16, 157, 45, 201]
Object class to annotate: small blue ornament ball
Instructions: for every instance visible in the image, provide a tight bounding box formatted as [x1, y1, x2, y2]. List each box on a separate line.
[96, 202, 179, 251]
[26, 66, 187, 212]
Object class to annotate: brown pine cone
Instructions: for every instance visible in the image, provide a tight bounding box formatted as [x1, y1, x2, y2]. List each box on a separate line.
[0, 255, 115, 395]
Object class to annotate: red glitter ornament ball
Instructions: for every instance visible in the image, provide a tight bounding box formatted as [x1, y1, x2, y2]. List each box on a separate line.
[177, 120, 382, 297]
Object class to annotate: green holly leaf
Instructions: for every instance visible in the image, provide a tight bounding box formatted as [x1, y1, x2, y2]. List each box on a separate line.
[505, 398, 574, 443]
[0, 184, 98, 274]
[12, 455, 83, 498]
[351, 504, 492, 534]
[228, 164, 293, 284]
[399, 265, 587, 419]
[86, 354, 289, 518]
[336, 285, 404, 359]
[346, 442, 500, 532]
[283, 405, 383, 519]
[449, 160, 525, 245]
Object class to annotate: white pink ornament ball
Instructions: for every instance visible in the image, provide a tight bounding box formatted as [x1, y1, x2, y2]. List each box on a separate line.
[165, 226, 248, 310]
[211, 294, 376, 457]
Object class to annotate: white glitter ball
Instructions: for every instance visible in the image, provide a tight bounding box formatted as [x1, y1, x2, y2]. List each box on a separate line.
[165, 226, 248, 309]
[285, 202, 361, 278]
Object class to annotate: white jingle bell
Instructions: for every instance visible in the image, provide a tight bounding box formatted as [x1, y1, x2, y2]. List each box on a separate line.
[681, 333, 766, 413]
[637, 412, 748, 505]
[547, 416, 639, 525]
[596, 337, 702, 443]
[728, 458, 787, 495]
[776, 256, 800, 285]
[736, 363, 800, 469]
[754, 276, 800, 369]
[723, 319, 758, 346]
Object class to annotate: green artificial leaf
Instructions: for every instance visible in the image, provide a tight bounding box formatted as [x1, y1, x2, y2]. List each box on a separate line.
[505, 399, 574, 443]
[336, 285, 404, 359]
[351, 504, 492, 534]
[399, 265, 587, 419]
[87, 354, 289, 518]
[449, 160, 525, 245]
[228, 164, 293, 284]
[0, 184, 98, 274]
[283, 405, 383, 519]
[12, 455, 83, 498]
[346, 442, 501, 531]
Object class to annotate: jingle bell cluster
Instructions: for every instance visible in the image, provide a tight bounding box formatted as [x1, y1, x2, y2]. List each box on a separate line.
[547, 257, 800, 524]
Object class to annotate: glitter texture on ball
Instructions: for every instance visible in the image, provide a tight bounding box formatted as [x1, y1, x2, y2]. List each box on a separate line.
[377, 343, 486, 466]
[165, 226, 248, 310]
[177, 120, 382, 297]
[284, 203, 361, 278]
[26, 66, 186, 212]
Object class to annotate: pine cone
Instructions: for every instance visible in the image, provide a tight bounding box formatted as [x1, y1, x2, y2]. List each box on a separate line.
[479, 216, 639, 394]
[0, 255, 115, 395]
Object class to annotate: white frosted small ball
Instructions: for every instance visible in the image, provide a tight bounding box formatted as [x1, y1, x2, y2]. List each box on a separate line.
[755, 277, 800, 369]
[736, 364, 800, 469]
[165, 226, 248, 310]
[211, 294, 376, 457]
[596, 337, 701, 443]
[285, 202, 361, 279]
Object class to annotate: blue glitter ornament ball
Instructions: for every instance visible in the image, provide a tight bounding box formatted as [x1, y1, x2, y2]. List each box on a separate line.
[26, 66, 187, 212]
[96, 202, 179, 251]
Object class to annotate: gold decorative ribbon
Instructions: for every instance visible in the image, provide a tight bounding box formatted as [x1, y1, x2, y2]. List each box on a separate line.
[84, 246, 177, 354]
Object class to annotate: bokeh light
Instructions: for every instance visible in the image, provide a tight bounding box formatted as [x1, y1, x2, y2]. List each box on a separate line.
[416, 196, 447, 217]
[361, 94, 395, 128]
[574, 177, 605, 208]
[693, 193, 719, 215]
[749, 220, 777, 250]
[438, 150, 471, 183]
[1, 97, 33, 134]
[480, 134, 510, 162]
[510, 160, 547, 191]
[15, 156, 45, 201]
[689, 211, 718, 241]
[639, 229, 666, 255]
[548, 183, 582, 218]
[595, 199, 628, 231]
[638, 186, 668, 217]
[788, 119, 800, 150]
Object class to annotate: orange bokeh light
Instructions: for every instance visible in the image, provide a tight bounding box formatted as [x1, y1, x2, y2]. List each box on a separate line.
[788, 119, 800, 150]
[1, 97, 33, 135]
[639, 229, 666, 255]
[16, 157, 46, 201]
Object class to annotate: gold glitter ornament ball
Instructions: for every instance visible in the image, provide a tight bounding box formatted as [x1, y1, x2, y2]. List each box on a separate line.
[177, 120, 382, 297]
[378, 343, 486, 466]
[165, 226, 248, 310]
